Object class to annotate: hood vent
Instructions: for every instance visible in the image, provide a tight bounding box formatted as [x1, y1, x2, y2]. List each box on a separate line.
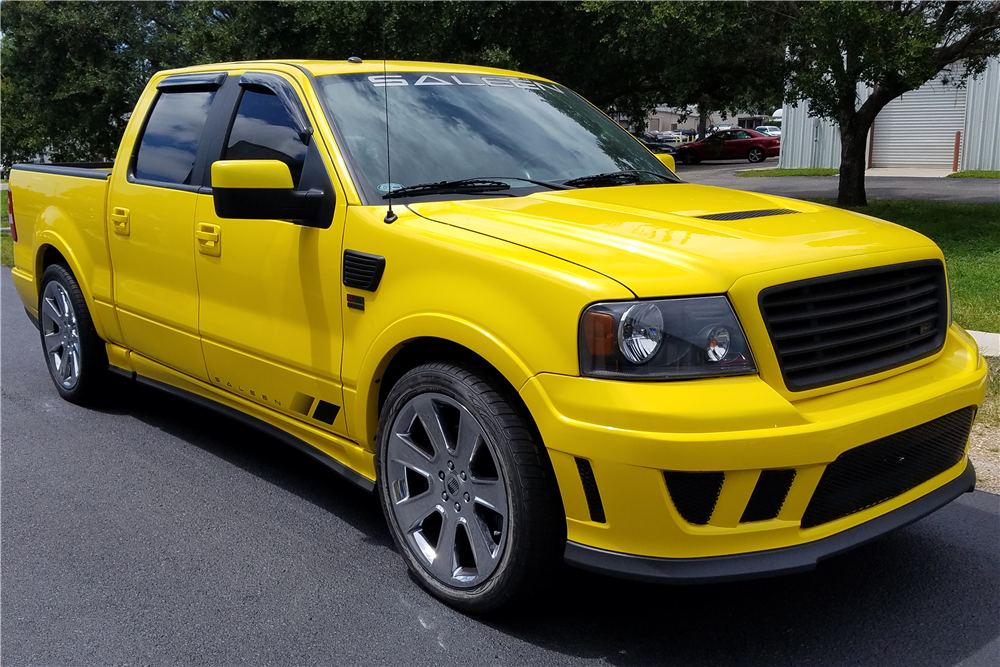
[695, 208, 798, 221]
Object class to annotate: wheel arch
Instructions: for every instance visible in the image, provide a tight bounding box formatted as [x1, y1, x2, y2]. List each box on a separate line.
[351, 316, 539, 452]
[32, 235, 111, 338]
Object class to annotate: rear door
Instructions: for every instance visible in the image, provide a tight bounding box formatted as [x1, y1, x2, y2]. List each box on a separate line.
[107, 74, 226, 380]
[193, 71, 350, 438]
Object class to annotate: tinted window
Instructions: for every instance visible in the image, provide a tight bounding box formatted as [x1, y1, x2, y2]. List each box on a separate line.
[733, 130, 753, 140]
[134, 90, 216, 185]
[224, 89, 307, 185]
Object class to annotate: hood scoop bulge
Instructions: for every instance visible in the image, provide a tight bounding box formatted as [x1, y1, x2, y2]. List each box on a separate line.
[694, 208, 799, 221]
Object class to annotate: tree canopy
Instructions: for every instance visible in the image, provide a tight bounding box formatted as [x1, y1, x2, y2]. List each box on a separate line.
[3, 0, 999, 206]
[784, 1, 1000, 204]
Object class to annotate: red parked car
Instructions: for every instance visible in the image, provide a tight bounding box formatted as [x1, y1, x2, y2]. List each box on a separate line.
[676, 128, 780, 164]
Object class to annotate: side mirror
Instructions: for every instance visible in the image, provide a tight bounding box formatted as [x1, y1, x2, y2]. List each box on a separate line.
[656, 153, 676, 175]
[211, 160, 324, 223]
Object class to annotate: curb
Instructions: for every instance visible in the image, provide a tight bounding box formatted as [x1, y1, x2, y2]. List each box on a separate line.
[969, 330, 1000, 357]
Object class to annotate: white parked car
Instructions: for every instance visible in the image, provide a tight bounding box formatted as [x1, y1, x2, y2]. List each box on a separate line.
[755, 125, 782, 137]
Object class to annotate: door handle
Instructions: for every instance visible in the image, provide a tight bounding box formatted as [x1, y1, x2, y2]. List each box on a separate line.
[110, 207, 130, 236]
[196, 222, 222, 257]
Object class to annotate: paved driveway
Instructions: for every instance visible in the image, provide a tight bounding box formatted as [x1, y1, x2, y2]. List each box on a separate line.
[677, 161, 1000, 204]
[2, 269, 999, 666]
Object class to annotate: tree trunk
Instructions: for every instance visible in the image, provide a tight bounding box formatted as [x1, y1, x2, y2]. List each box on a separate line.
[697, 95, 709, 140]
[837, 121, 869, 206]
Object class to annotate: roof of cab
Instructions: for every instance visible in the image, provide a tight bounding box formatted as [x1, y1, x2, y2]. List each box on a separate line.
[155, 59, 554, 83]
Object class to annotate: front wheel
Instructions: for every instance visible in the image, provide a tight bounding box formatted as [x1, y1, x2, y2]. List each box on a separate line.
[376, 361, 563, 613]
[37, 264, 109, 404]
[747, 147, 766, 163]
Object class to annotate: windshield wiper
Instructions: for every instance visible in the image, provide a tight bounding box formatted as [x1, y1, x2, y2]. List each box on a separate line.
[487, 176, 572, 190]
[563, 170, 676, 188]
[383, 178, 511, 199]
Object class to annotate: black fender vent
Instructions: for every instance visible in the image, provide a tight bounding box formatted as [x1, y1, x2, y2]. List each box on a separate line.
[741, 469, 796, 523]
[695, 209, 798, 221]
[575, 458, 606, 523]
[801, 407, 973, 528]
[663, 471, 725, 525]
[343, 250, 385, 291]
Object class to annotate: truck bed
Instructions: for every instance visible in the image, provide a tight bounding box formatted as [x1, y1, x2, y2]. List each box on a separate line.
[8, 162, 115, 333]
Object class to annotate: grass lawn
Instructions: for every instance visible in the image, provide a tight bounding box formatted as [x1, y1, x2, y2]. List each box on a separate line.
[982, 357, 999, 427]
[1, 190, 11, 267]
[1, 232, 12, 268]
[946, 170, 1000, 179]
[738, 168, 839, 177]
[813, 200, 1000, 333]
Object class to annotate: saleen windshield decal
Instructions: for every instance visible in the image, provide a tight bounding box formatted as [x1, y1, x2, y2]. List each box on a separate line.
[367, 73, 564, 92]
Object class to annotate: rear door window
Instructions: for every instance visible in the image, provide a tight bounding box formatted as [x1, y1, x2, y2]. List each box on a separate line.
[224, 89, 307, 186]
[134, 91, 216, 185]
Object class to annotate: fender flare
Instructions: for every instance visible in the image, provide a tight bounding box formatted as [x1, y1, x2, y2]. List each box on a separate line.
[351, 313, 535, 448]
[33, 227, 112, 342]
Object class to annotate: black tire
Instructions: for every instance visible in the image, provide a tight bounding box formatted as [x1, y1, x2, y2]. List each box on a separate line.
[747, 147, 766, 163]
[376, 361, 564, 613]
[679, 150, 700, 165]
[37, 263, 109, 404]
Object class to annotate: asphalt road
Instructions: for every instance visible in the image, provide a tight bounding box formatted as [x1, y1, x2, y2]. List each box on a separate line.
[676, 160, 1000, 203]
[2, 270, 999, 666]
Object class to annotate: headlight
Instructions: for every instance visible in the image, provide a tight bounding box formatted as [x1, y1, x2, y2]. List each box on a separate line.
[579, 296, 756, 380]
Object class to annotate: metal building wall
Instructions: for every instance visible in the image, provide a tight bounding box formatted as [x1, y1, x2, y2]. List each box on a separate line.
[962, 58, 1000, 171]
[778, 83, 871, 169]
[871, 75, 968, 168]
[781, 60, 997, 170]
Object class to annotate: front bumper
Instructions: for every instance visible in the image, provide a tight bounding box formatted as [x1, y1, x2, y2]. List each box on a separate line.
[519, 325, 986, 577]
[565, 461, 975, 583]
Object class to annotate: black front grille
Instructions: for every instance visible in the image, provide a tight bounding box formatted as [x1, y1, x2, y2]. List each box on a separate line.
[801, 408, 973, 528]
[760, 261, 948, 391]
[663, 471, 725, 525]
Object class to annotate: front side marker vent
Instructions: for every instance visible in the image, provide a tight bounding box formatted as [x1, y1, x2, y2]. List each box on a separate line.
[696, 209, 798, 221]
[575, 458, 606, 523]
[343, 249, 386, 291]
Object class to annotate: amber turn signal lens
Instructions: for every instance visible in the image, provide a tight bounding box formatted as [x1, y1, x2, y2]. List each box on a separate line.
[583, 311, 616, 356]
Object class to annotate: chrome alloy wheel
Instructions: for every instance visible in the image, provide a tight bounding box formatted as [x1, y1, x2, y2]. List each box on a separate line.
[385, 392, 510, 588]
[41, 280, 82, 390]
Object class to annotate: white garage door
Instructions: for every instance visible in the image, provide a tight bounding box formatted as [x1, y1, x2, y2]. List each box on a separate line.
[871, 77, 968, 168]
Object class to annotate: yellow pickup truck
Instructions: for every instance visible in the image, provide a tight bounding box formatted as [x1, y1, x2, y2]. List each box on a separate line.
[8, 60, 987, 612]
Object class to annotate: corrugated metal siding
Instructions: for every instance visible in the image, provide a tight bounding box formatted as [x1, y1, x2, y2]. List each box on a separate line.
[962, 58, 1000, 171]
[779, 84, 871, 169]
[871, 69, 968, 168]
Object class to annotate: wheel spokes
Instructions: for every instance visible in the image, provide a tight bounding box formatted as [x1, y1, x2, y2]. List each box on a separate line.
[412, 395, 452, 456]
[387, 391, 511, 588]
[41, 296, 64, 330]
[43, 331, 63, 355]
[427, 514, 459, 581]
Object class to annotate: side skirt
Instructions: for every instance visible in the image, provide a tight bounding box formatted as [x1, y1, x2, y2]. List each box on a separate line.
[109, 360, 375, 494]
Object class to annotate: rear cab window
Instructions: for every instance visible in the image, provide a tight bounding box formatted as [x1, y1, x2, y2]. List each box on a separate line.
[133, 90, 216, 186]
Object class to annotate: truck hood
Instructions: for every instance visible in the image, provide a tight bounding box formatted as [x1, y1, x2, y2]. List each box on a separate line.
[407, 183, 938, 296]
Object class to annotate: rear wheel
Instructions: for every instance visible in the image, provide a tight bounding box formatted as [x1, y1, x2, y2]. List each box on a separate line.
[38, 264, 109, 404]
[679, 150, 700, 165]
[376, 361, 563, 613]
[747, 147, 766, 163]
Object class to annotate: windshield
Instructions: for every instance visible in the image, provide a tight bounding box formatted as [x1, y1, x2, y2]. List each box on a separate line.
[316, 71, 675, 203]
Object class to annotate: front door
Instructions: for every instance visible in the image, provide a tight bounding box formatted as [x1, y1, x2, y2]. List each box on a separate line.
[194, 76, 349, 437]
